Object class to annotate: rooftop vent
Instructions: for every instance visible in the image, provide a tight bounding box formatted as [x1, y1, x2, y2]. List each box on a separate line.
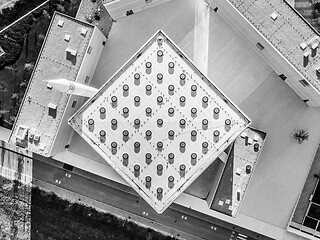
[312, 42, 319, 57]
[157, 35, 163, 46]
[38, 143, 45, 151]
[34, 133, 40, 142]
[28, 130, 34, 140]
[270, 12, 278, 20]
[300, 42, 308, 51]
[64, 34, 71, 42]
[66, 48, 77, 62]
[307, 36, 319, 45]
[48, 103, 57, 118]
[57, 20, 64, 27]
[81, 28, 87, 36]
[303, 51, 310, 67]
[66, 48, 77, 56]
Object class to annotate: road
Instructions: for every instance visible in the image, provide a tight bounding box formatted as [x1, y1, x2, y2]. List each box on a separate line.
[32, 157, 268, 240]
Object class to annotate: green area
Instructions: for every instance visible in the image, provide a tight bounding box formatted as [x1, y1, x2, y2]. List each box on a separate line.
[31, 187, 175, 240]
[0, 0, 47, 31]
[0, 0, 82, 129]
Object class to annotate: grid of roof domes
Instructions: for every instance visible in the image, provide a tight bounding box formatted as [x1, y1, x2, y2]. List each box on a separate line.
[69, 31, 250, 213]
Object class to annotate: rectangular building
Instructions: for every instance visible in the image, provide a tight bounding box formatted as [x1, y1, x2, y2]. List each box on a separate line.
[9, 12, 106, 157]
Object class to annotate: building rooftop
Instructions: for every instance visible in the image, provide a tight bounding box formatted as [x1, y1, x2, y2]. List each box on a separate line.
[9, 12, 94, 156]
[69, 30, 250, 213]
[227, 0, 320, 92]
[211, 127, 266, 217]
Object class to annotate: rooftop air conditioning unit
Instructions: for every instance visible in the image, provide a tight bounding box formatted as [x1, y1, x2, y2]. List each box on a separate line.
[81, 28, 87, 36]
[57, 20, 64, 27]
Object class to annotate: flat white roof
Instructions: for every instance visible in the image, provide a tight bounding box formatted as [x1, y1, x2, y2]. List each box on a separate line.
[69, 30, 250, 213]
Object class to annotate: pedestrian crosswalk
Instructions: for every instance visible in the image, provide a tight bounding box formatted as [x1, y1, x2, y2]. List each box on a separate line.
[230, 231, 248, 240]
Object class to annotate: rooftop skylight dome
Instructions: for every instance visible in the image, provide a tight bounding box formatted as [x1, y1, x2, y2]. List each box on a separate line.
[69, 30, 250, 213]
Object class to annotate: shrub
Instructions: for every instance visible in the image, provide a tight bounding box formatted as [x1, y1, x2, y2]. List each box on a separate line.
[292, 128, 309, 144]
[94, 10, 100, 20]
[24, 63, 34, 72]
[85, 14, 93, 23]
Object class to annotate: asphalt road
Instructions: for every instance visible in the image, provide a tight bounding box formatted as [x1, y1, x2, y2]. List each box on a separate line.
[32, 157, 265, 240]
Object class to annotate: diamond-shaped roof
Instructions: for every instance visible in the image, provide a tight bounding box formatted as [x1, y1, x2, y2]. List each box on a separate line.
[68, 30, 250, 213]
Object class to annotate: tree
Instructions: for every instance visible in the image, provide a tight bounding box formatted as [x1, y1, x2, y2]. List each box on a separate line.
[24, 63, 34, 73]
[292, 128, 309, 144]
